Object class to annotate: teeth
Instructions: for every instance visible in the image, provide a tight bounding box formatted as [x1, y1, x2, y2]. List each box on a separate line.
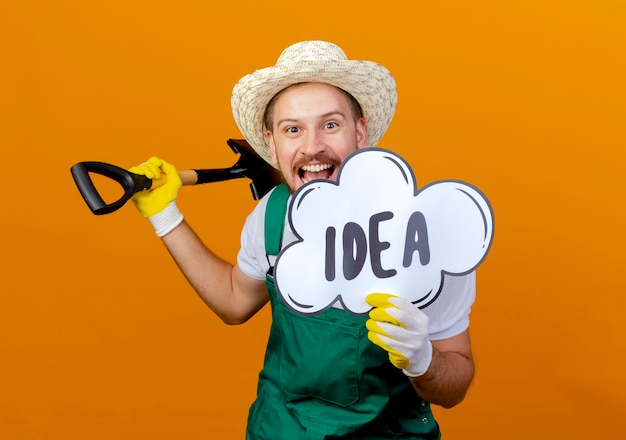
[301, 164, 332, 173]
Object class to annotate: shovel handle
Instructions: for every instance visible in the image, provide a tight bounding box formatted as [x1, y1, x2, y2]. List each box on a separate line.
[179, 170, 199, 185]
[71, 164, 209, 215]
[70, 138, 283, 216]
[148, 169, 199, 189]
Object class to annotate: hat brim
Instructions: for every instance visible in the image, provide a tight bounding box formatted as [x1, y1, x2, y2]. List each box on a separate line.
[231, 59, 397, 165]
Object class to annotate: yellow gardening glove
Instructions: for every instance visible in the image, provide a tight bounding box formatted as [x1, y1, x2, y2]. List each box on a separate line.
[129, 157, 183, 237]
[129, 157, 182, 217]
[366, 293, 433, 377]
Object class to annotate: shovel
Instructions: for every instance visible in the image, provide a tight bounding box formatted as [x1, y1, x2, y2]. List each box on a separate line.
[70, 138, 283, 215]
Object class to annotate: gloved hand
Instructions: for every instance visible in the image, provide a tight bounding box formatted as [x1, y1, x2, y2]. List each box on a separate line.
[129, 157, 183, 237]
[366, 293, 433, 377]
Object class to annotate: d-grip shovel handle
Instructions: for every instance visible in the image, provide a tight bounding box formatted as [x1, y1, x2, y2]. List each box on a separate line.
[70, 138, 283, 215]
[70, 161, 199, 215]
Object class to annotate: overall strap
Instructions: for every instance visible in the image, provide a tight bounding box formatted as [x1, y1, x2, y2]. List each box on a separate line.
[264, 183, 290, 257]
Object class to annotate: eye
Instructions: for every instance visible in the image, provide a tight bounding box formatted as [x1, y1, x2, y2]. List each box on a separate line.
[287, 126, 300, 133]
[324, 122, 337, 129]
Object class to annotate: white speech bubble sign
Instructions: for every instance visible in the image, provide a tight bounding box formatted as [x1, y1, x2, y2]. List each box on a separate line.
[274, 148, 494, 315]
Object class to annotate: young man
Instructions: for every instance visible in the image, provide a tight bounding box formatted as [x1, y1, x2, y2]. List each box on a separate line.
[130, 41, 475, 439]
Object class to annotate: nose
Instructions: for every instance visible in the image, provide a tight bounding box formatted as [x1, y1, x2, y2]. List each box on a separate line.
[300, 130, 326, 157]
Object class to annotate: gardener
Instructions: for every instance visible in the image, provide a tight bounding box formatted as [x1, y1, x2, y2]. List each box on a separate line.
[130, 40, 476, 439]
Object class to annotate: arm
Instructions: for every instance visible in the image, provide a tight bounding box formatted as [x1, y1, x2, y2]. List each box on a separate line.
[408, 329, 474, 408]
[128, 157, 268, 324]
[366, 293, 474, 408]
[162, 220, 269, 325]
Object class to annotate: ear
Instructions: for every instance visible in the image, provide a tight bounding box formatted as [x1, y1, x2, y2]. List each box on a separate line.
[356, 118, 369, 149]
[266, 130, 279, 167]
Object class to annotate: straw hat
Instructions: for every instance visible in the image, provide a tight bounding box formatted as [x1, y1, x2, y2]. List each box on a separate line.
[231, 40, 397, 164]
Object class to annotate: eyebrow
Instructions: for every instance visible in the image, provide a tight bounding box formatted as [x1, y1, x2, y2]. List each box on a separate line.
[276, 111, 348, 127]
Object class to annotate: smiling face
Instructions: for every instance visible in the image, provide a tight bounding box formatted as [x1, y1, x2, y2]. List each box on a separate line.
[265, 82, 368, 192]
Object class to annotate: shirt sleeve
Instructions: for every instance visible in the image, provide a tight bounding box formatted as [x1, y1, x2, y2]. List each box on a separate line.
[237, 191, 271, 281]
[422, 271, 476, 341]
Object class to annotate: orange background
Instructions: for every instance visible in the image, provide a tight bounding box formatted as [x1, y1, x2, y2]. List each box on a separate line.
[2, 1, 625, 439]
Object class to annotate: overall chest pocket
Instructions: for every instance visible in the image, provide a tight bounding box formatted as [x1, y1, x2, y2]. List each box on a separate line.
[276, 305, 365, 407]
